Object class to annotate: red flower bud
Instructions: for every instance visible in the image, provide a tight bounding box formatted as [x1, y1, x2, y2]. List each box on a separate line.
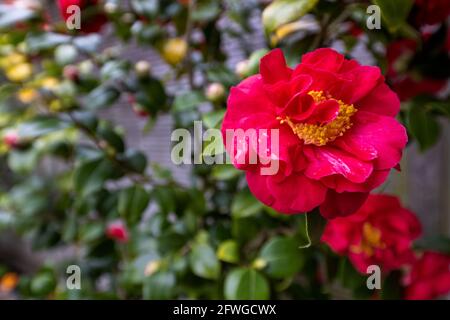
[106, 220, 129, 243]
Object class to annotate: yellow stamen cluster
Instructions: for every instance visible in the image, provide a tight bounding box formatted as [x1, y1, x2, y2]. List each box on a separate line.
[279, 90, 357, 146]
[350, 223, 386, 257]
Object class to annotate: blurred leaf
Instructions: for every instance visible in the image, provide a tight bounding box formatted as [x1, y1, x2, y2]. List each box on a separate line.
[224, 268, 270, 300]
[381, 270, 403, 300]
[26, 32, 72, 53]
[217, 240, 239, 264]
[259, 236, 304, 278]
[231, 189, 264, 218]
[30, 271, 56, 297]
[143, 271, 176, 300]
[119, 149, 148, 174]
[192, 0, 221, 22]
[73, 34, 102, 53]
[101, 61, 129, 81]
[415, 236, 450, 254]
[408, 103, 441, 151]
[173, 91, 205, 112]
[245, 49, 269, 77]
[80, 222, 104, 243]
[373, 0, 413, 32]
[211, 164, 240, 180]
[202, 110, 225, 129]
[0, 6, 35, 28]
[189, 242, 221, 280]
[118, 186, 150, 225]
[18, 116, 69, 139]
[84, 85, 121, 110]
[131, 0, 159, 18]
[262, 0, 319, 34]
[74, 158, 115, 197]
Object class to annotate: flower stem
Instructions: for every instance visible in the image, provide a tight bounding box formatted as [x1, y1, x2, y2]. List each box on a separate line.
[299, 213, 312, 249]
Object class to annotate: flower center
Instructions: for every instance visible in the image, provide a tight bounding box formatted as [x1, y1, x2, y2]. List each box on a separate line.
[279, 91, 357, 146]
[350, 223, 386, 257]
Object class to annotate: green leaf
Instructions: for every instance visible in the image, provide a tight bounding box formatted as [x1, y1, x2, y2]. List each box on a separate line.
[231, 190, 264, 218]
[73, 34, 102, 53]
[143, 271, 176, 300]
[79, 222, 104, 243]
[74, 158, 115, 197]
[381, 270, 403, 300]
[262, 0, 319, 34]
[84, 85, 120, 110]
[26, 32, 72, 53]
[245, 49, 269, 77]
[202, 110, 225, 129]
[224, 268, 270, 300]
[373, 0, 414, 32]
[18, 116, 69, 139]
[217, 240, 239, 264]
[119, 149, 147, 174]
[118, 186, 150, 225]
[0, 7, 35, 29]
[211, 164, 241, 180]
[189, 242, 221, 280]
[173, 91, 205, 112]
[192, 0, 221, 22]
[259, 236, 304, 278]
[408, 103, 441, 151]
[131, 0, 159, 18]
[414, 236, 450, 254]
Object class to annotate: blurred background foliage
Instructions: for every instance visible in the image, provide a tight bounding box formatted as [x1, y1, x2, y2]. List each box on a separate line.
[0, 0, 449, 299]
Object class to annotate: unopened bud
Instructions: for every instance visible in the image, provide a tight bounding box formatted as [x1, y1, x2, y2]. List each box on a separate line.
[135, 60, 151, 77]
[205, 82, 226, 102]
[235, 60, 249, 78]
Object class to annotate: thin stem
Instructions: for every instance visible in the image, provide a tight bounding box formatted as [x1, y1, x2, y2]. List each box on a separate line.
[299, 213, 312, 249]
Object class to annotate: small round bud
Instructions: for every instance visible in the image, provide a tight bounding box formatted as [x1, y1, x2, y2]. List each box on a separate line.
[161, 38, 188, 66]
[235, 60, 249, 78]
[3, 130, 20, 149]
[135, 60, 151, 77]
[205, 82, 226, 103]
[63, 65, 79, 82]
[121, 12, 135, 24]
[132, 103, 149, 117]
[104, 2, 118, 14]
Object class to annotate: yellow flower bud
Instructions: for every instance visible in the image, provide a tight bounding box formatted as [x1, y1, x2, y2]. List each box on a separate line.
[40, 77, 59, 90]
[5, 63, 33, 82]
[161, 38, 188, 66]
[17, 87, 39, 103]
[144, 260, 161, 276]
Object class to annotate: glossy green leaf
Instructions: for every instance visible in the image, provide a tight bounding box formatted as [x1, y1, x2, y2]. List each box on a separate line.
[262, 0, 319, 34]
[118, 185, 150, 225]
[231, 190, 264, 218]
[189, 242, 221, 280]
[143, 271, 176, 300]
[259, 236, 304, 278]
[224, 268, 270, 300]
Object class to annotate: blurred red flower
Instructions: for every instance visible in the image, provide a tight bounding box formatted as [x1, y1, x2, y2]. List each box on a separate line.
[106, 220, 129, 243]
[321, 194, 421, 273]
[413, 0, 450, 26]
[58, 0, 107, 33]
[222, 48, 407, 218]
[404, 251, 450, 300]
[386, 39, 447, 101]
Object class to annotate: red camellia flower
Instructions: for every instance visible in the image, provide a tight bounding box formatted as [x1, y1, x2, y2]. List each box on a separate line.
[106, 220, 129, 243]
[321, 194, 421, 273]
[404, 251, 450, 300]
[222, 48, 407, 218]
[413, 0, 450, 26]
[386, 39, 447, 101]
[58, 0, 107, 34]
